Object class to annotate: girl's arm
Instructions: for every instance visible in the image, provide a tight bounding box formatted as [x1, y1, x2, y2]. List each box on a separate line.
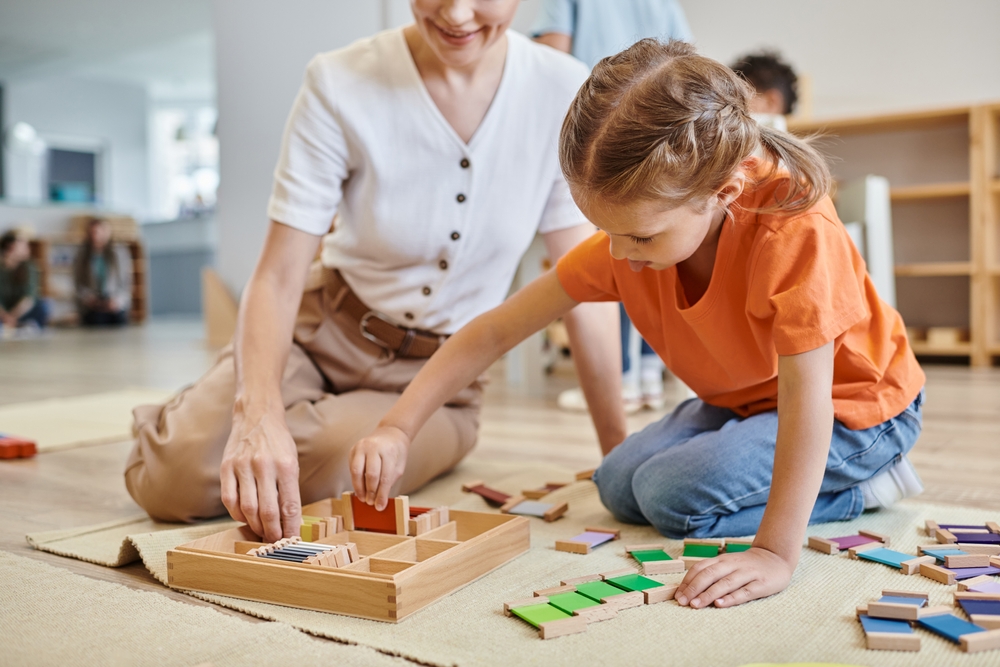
[219, 221, 321, 542]
[542, 226, 627, 453]
[351, 269, 580, 510]
[675, 340, 834, 609]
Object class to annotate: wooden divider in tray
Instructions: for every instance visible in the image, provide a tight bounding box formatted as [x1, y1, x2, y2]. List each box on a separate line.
[166, 495, 531, 622]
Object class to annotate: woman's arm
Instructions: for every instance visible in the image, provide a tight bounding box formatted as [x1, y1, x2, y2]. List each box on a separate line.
[219, 221, 321, 542]
[542, 226, 627, 453]
[350, 269, 580, 510]
[675, 341, 834, 608]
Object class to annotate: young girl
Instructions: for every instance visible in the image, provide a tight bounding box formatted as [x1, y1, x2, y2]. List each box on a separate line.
[349, 39, 925, 609]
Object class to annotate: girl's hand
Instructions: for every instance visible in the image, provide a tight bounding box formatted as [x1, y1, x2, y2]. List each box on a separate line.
[674, 547, 794, 609]
[219, 406, 302, 542]
[349, 425, 410, 511]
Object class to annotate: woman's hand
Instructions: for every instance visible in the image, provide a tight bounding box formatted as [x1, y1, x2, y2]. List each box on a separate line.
[349, 425, 411, 511]
[219, 404, 302, 542]
[674, 547, 794, 609]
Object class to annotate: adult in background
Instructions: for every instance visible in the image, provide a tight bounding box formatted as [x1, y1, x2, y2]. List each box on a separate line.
[730, 50, 799, 131]
[0, 229, 48, 335]
[74, 217, 131, 326]
[532, 0, 692, 413]
[125, 0, 625, 541]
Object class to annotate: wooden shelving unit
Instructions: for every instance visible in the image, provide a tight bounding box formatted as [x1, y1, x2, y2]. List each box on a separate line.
[790, 102, 1000, 366]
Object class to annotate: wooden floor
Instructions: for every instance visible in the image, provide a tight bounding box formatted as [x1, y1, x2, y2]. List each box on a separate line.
[1, 319, 999, 618]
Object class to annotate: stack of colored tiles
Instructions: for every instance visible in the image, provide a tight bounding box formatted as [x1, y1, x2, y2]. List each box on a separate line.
[0, 434, 36, 459]
[300, 515, 342, 541]
[927, 520, 1000, 547]
[407, 506, 449, 536]
[248, 537, 358, 567]
[807, 530, 887, 555]
[505, 569, 677, 639]
[917, 546, 1000, 585]
[957, 589, 1000, 630]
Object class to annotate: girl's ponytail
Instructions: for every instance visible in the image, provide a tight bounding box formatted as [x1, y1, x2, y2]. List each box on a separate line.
[756, 125, 831, 215]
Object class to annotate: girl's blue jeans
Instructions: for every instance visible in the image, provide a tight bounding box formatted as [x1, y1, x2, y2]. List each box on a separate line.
[594, 389, 924, 538]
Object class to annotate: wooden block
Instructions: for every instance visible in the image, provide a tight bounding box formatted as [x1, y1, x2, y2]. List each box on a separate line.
[992, 555, 1000, 568]
[848, 542, 885, 559]
[461, 480, 484, 492]
[534, 584, 576, 597]
[918, 605, 954, 619]
[599, 568, 638, 580]
[925, 519, 940, 535]
[555, 540, 591, 555]
[859, 530, 890, 546]
[341, 491, 355, 530]
[560, 574, 602, 586]
[436, 507, 449, 525]
[602, 590, 644, 609]
[462, 481, 511, 506]
[538, 616, 587, 639]
[625, 543, 666, 553]
[970, 615, 1000, 630]
[684, 538, 725, 548]
[881, 590, 930, 600]
[642, 559, 685, 575]
[987, 522, 1000, 535]
[960, 628, 1000, 653]
[958, 575, 996, 591]
[394, 497, 408, 536]
[868, 602, 924, 621]
[955, 591, 1000, 602]
[807, 536, 840, 554]
[920, 562, 957, 585]
[499, 495, 526, 514]
[408, 513, 432, 537]
[936, 528, 958, 543]
[866, 632, 921, 651]
[333, 545, 349, 568]
[504, 596, 548, 615]
[901, 556, 935, 575]
[584, 527, 621, 538]
[644, 584, 678, 605]
[856, 603, 869, 618]
[575, 468, 596, 481]
[573, 605, 617, 622]
[346, 543, 359, 562]
[956, 544, 1000, 556]
[946, 554, 991, 568]
[543, 502, 569, 522]
[522, 489, 549, 500]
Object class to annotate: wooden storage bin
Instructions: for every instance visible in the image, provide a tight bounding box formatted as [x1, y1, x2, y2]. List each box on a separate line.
[166, 496, 530, 622]
[790, 103, 1000, 365]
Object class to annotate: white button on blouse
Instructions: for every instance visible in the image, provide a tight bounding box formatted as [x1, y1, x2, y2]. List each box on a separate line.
[267, 28, 590, 334]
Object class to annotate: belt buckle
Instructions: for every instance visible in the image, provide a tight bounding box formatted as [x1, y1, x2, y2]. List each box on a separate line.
[359, 310, 397, 362]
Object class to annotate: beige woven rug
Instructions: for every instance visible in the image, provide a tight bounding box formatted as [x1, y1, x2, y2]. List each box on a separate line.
[0, 550, 415, 667]
[27, 459, 1000, 666]
[0, 388, 174, 451]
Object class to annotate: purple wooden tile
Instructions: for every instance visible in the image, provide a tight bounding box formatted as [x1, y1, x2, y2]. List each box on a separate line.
[959, 599, 1000, 617]
[969, 581, 1000, 594]
[574, 531, 616, 548]
[955, 532, 1000, 544]
[953, 566, 1000, 580]
[940, 524, 988, 531]
[832, 535, 878, 549]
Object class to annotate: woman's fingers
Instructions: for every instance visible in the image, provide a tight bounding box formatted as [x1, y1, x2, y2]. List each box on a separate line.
[219, 463, 247, 524]
[252, 456, 281, 542]
[349, 444, 369, 501]
[275, 456, 302, 539]
[235, 465, 264, 537]
[364, 452, 383, 505]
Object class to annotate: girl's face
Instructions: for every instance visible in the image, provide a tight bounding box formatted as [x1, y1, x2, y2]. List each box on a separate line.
[576, 194, 723, 272]
[5, 238, 30, 264]
[410, 0, 518, 68]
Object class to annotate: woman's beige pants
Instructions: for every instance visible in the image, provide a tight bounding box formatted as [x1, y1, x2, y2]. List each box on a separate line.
[124, 278, 482, 523]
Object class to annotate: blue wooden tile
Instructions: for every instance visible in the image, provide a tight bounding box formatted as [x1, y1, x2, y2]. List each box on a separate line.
[917, 614, 986, 643]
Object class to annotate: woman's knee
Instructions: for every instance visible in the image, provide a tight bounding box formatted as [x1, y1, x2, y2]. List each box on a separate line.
[124, 452, 223, 523]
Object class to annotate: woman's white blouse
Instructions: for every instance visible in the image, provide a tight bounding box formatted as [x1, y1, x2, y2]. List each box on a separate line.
[267, 29, 590, 334]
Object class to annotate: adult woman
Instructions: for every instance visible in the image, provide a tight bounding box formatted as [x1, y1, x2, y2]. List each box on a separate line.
[0, 229, 48, 333]
[125, 0, 625, 542]
[73, 218, 131, 326]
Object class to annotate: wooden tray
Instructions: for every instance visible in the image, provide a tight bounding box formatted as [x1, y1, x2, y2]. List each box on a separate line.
[166, 495, 530, 622]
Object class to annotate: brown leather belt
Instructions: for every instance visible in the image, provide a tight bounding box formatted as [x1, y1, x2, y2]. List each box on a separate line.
[324, 268, 447, 359]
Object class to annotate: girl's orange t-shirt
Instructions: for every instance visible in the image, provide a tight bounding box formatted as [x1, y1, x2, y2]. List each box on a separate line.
[556, 176, 925, 430]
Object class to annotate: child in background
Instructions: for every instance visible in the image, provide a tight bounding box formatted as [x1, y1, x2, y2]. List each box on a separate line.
[73, 218, 131, 326]
[349, 39, 926, 609]
[0, 229, 48, 336]
[730, 50, 799, 130]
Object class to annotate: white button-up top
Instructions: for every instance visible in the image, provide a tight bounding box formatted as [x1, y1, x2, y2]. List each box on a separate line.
[267, 29, 589, 334]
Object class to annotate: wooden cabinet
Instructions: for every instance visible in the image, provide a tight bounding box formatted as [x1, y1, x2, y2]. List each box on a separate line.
[789, 103, 1000, 366]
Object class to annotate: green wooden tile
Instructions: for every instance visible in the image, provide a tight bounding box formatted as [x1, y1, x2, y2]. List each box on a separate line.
[683, 544, 720, 558]
[726, 543, 752, 553]
[631, 549, 672, 562]
[575, 580, 627, 602]
[606, 573, 664, 592]
[547, 591, 601, 614]
[510, 603, 571, 628]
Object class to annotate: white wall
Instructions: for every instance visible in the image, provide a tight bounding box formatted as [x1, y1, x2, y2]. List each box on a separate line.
[2, 76, 149, 215]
